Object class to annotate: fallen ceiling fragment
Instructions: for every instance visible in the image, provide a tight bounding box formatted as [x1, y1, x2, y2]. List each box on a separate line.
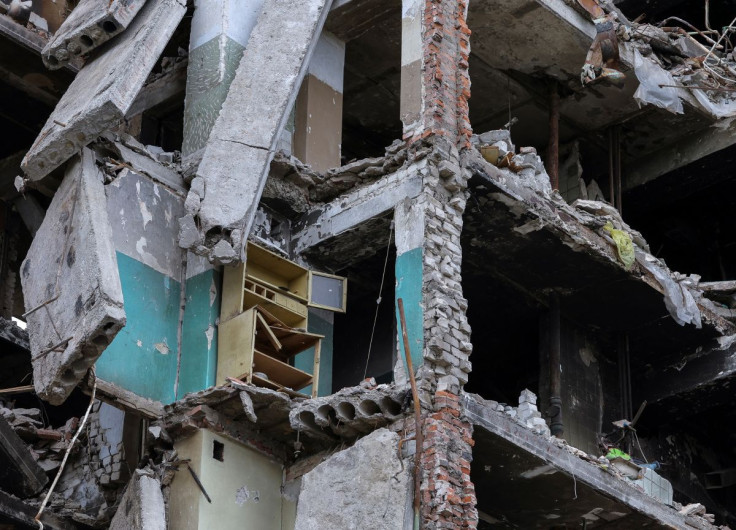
[20, 148, 125, 405]
[21, 0, 186, 182]
[41, 0, 148, 70]
[179, 0, 333, 264]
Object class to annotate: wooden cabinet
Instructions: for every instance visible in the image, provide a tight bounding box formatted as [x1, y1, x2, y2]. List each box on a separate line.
[218, 242, 335, 397]
[216, 306, 321, 396]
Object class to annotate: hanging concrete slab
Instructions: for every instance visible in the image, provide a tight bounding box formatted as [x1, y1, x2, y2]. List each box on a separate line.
[181, 0, 333, 264]
[21, 0, 186, 182]
[41, 0, 148, 70]
[21, 148, 125, 405]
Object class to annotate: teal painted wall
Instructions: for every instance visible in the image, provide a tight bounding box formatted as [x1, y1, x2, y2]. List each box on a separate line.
[395, 248, 424, 373]
[177, 269, 221, 399]
[96, 252, 180, 404]
[294, 310, 333, 397]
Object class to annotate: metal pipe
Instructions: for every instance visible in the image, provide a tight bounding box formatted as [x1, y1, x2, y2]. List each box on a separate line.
[615, 127, 622, 216]
[608, 129, 615, 207]
[547, 86, 560, 191]
[548, 293, 563, 438]
[398, 298, 422, 530]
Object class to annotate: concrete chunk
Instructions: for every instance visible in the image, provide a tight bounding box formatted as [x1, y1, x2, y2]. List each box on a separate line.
[41, 0, 148, 70]
[109, 470, 166, 530]
[21, 149, 125, 405]
[22, 0, 186, 182]
[294, 429, 411, 530]
[183, 0, 333, 263]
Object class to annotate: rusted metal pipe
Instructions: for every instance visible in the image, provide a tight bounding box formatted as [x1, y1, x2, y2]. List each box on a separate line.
[615, 127, 623, 216]
[398, 298, 422, 530]
[548, 293, 563, 438]
[547, 86, 560, 191]
[608, 129, 615, 207]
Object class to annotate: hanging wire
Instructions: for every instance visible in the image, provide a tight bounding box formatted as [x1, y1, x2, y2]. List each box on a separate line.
[362, 220, 394, 380]
[35, 368, 97, 530]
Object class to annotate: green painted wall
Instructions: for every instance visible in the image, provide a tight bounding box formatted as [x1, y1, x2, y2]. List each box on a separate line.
[96, 253, 221, 404]
[96, 253, 180, 403]
[177, 269, 221, 399]
[395, 247, 424, 373]
[294, 310, 333, 397]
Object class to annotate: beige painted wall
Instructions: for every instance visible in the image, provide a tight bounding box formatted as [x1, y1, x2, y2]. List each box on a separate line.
[169, 430, 294, 530]
[294, 74, 344, 172]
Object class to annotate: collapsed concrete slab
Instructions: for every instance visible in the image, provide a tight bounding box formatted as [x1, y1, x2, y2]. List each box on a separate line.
[109, 469, 166, 530]
[180, 0, 333, 264]
[294, 428, 411, 530]
[41, 0, 148, 70]
[21, 0, 186, 182]
[0, 414, 48, 498]
[290, 384, 407, 441]
[21, 149, 125, 405]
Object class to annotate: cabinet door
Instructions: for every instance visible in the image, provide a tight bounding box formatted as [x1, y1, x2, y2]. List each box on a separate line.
[216, 310, 256, 385]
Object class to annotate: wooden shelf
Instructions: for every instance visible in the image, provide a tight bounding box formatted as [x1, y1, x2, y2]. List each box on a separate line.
[242, 280, 307, 329]
[245, 243, 309, 303]
[251, 350, 312, 390]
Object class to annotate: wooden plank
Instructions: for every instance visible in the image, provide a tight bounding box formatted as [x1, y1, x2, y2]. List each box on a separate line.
[255, 312, 283, 352]
[700, 280, 736, 294]
[0, 415, 48, 497]
[312, 340, 322, 398]
[82, 377, 164, 419]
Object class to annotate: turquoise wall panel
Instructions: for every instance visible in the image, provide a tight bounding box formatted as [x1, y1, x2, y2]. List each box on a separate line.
[395, 247, 423, 373]
[96, 252, 180, 404]
[177, 269, 221, 399]
[294, 310, 333, 397]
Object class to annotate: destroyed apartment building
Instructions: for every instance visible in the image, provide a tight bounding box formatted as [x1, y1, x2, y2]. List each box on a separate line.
[3, 0, 736, 527]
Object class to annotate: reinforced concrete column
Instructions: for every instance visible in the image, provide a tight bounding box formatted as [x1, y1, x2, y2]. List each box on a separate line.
[182, 0, 266, 157]
[400, 0, 472, 147]
[400, 0, 424, 141]
[293, 32, 345, 172]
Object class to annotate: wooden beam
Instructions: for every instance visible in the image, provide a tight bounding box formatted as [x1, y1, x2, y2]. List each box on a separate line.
[81, 377, 164, 420]
[0, 415, 48, 497]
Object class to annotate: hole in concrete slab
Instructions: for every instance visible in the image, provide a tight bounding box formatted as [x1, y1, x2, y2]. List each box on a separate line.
[358, 399, 381, 416]
[80, 35, 94, 47]
[379, 397, 402, 416]
[92, 334, 108, 347]
[298, 411, 320, 431]
[101, 20, 117, 33]
[103, 322, 116, 331]
[47, 55, 59, 66]
[212, 440, 224, 462]
[61, 368, 76, 384]
[316, 405, 337, 425]
[316, 405, 335, 421]
[336, 402, 356, 421]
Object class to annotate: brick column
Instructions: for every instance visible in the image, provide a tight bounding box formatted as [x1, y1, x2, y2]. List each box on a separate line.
[401, 0, 472, 149]
[398, 0, 476, 527]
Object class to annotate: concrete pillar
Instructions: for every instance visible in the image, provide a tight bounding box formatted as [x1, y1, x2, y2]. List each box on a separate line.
[182, 0, 266, 157]
[393, 198, 425, 378]
[400, 0, 424, 141]
[400, 0, 472, 147]
[293, 32, 345, 172]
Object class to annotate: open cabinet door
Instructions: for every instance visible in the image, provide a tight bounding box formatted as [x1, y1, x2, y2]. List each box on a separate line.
[308, 270, 347, 313]
[21, 148, 125, 405]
